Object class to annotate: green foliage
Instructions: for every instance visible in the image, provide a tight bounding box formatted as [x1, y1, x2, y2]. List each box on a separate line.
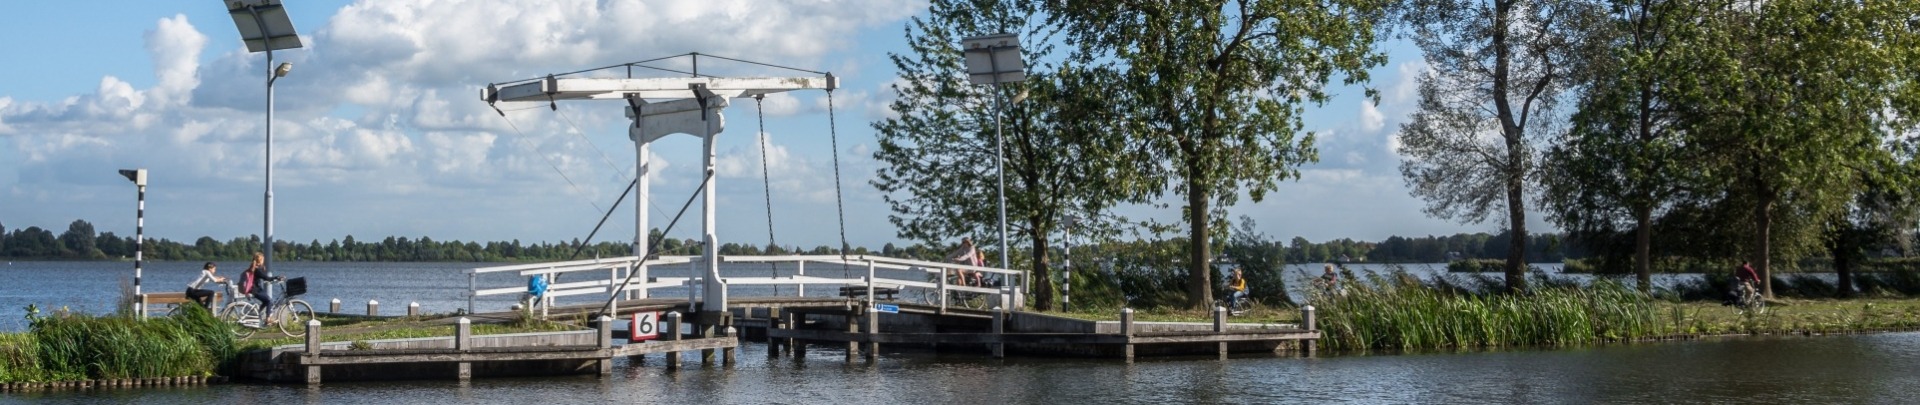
[23, 313, 214, 381]
[1396, 0, 1612, 292]
[1049, 0, 1390, 308]
[1314, 269, 1663, 351]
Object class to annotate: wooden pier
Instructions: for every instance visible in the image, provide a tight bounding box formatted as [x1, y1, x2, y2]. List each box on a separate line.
[243, 317, 738, 384]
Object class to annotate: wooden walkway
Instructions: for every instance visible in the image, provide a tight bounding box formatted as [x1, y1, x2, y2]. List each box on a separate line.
[253, 317, 738, 384]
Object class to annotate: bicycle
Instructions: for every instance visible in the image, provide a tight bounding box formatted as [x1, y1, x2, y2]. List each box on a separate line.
[1735, 281, 1766, 315]
[223, 277, 315, 339]
[1214, 289, 1249, 316]
[916, 269, 991, 310]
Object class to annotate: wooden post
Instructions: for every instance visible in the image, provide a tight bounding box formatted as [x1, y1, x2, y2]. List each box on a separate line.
[845, 303, 859, 363]
[1214, 306, 1228, 360]
[329, 298, 340, 313]
[992, 306, 1006, 358]
[724, 326, 738, 365]
[1303, 305, 1318, 357]
[597, 315, 613, 375]
[456, 317, 472, 381]
[766, 309, 782, 358]
[664, 312, 681, 369]
[367, 300, 379, 316]
[788, 309, 806, 358]
[304, 319, 322, 385]
[408, 302, 419, 317]
[865, 306, 880, 362]
[1120, 308, 1135, 363]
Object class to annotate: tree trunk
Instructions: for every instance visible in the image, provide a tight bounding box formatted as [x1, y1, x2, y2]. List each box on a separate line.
[1835, 241, 1855, 298]
[1188, 180, 1214, 309]
[1634, 203, 1653, 292]
[1752, 193, 1774, 298]
[1030, 229, 1056, 311]
[1505, 169, 1528, 293]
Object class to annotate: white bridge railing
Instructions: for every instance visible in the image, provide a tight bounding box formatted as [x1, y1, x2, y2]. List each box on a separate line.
[467, 255, 1026, 318]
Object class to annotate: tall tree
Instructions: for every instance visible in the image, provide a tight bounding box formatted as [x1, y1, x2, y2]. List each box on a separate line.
[1397, 0, 1608, 292]
[1543, 0, 1709, 290]
[1680, 0, 1920, 297]
[1050, 0, 1389, 308]
[873, 0, 1137, 311]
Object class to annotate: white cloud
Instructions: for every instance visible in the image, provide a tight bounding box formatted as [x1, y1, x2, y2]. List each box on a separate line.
[1359, 100, 1385, 133]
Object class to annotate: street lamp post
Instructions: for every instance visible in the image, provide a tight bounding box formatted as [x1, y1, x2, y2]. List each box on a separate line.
[224, 0, 302, 270]
[119, 169, 147, 316]
[961, 33, 1027, 296]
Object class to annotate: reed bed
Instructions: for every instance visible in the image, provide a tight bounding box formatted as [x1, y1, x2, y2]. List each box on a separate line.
[1313, 270, 1664, 351]
[0, 305, 237, 383]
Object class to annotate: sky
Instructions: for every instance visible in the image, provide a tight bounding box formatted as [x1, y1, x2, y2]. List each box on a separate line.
[0, 1, 1554, 252]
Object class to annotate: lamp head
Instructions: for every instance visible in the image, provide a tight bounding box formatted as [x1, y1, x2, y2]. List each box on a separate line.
[118, 169, 147, 186]
[274, 62, 293, 77]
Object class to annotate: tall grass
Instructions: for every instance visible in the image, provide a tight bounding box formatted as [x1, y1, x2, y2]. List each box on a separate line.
[0, 305, 239, 382]
[1313, 269, 1664, 351]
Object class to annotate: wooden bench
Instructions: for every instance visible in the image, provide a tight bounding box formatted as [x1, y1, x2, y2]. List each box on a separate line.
[139, 291, 222, 314]
[838, 284, 902, 300]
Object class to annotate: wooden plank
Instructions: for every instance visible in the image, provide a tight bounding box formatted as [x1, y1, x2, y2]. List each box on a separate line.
[764, 329, 1319, 345]
[613, 337, 736, 356]
[293, 349, 615, 365]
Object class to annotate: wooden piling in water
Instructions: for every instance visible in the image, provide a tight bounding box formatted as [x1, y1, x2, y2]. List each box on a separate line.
[597, 316, 613, 375]
[305, 319, 322, 385]
[1303, 305, 1318, 357]
[1120, 308, 1135, 362]
[992, 306, 1006, 358]
[664, 311, 682, 369]
[456, 317, 472, 380]
[865, 306, 880, 362]
[1214, 306, 1229, 360]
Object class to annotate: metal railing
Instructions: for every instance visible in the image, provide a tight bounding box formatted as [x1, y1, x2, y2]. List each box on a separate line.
[468, 254, 1027, 317]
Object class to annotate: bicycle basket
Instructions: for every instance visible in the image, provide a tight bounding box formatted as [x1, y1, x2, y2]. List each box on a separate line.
[284, 277, 307, 297]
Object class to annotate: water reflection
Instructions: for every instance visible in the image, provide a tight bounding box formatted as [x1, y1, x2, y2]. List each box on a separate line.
[13, 333, 1920, 404]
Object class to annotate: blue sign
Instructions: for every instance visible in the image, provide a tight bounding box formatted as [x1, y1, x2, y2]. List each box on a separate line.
[876, 304, 899, 313]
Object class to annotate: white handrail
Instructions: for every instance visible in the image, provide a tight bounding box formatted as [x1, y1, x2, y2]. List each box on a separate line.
[468, 254, 1028, 316]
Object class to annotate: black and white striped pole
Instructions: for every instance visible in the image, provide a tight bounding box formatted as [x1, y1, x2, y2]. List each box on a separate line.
[119, 168, 146, 316]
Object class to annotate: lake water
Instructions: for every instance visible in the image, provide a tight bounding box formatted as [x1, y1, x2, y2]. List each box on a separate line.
[3, 261, 1913, 404]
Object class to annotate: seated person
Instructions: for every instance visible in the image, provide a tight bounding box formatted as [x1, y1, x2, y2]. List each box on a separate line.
[947, 237, 984, 286]
[1226, 268, 1249, 305]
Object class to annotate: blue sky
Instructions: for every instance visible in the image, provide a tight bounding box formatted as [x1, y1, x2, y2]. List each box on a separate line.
[0, 1, 1548, 251]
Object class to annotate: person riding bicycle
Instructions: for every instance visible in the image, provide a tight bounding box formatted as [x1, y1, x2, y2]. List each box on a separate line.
[1733, 261, 1761, 302]
[243, 252, 283, 320]
[185, 261, 227, 308]
[1225, 268, 1249, 309]
[946, 237, 984, 287]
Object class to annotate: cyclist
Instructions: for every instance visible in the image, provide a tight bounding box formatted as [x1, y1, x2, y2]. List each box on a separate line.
[1224, 267, 1249, 310]
[946, 237, 984, 287]
[185, 261, 227, 308]
[1733, 261, 1761, 303]
[243, 252, 284, 323]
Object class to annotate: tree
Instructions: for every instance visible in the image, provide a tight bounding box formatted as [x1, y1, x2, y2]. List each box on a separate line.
[1543, 0, 1718, 290]
[1050, 0, 1390, 308]
[1679, 0, 1920, 297]
[1397, 0, 1608, 292]
[874, 0, 1138, 311]
[59, 220, 98, 258]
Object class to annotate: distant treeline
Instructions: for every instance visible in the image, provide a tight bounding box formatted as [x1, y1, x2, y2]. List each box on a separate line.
[1, 218, 1587, 264]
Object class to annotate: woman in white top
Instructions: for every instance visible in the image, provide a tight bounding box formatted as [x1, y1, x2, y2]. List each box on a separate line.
[186, 261, 226, 308]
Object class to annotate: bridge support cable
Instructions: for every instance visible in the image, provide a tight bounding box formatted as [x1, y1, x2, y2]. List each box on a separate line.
[597, 177, 712, 317]
[825, 80, 851, 279]
[755, 94, 781, 295]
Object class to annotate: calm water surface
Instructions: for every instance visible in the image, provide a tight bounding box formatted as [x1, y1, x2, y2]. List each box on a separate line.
[2, 261, 1912, 404]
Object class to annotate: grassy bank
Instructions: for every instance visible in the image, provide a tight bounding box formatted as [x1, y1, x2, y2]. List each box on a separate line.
[1310, 270, 1920, 352]
[0, 307, 583, 383]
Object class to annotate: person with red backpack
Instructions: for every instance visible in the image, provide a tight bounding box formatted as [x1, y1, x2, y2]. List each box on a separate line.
[242, 252, 282, 320]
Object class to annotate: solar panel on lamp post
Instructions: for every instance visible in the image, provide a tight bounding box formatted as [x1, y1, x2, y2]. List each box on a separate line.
[224, 0, 302, 274]
[961, 33, 1028, 301]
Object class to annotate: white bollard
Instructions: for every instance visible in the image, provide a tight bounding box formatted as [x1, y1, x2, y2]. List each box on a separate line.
[367, 300, 380, 316]
[329, 298, 341, 313]
[408, 302, 420, 317]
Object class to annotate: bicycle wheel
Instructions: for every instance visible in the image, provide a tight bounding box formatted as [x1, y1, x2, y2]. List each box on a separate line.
[279, 300, 315, 337]
[224, 301, 260, 339]
[166, 305, 185, 318]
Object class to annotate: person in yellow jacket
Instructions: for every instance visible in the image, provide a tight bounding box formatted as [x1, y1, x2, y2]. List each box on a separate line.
[1225, 268, 1248, 308]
